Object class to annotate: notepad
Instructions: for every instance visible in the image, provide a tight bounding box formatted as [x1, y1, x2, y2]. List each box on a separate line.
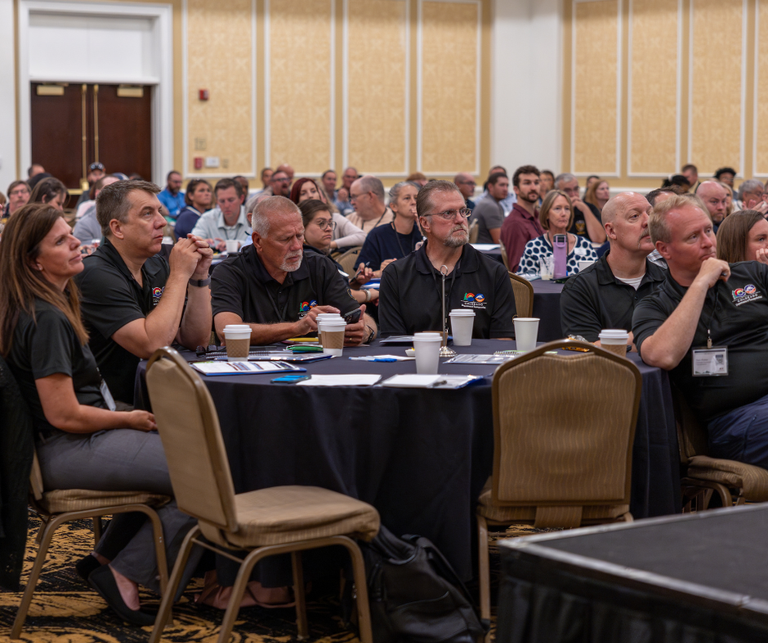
[191, 361, 304, 376]
[296, 374, 382, 387]
[380, 374, 484, 389]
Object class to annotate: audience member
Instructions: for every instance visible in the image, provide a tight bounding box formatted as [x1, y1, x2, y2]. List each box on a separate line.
[737, 179, 766, 212]
[75, 180, 213, 405]
[211, 196, 376, 345]
[27, 163, 45, 179]
[28, 172, 53, 192]
[716, 209, 768, 264]
[335, 186, 354, 216]
[268, 169, 291, 197]
[191, 178, 251, 251]
[233, 176, 250, 205]
[472, 171, 507, 244]
[174, 179, 213, 241]
[517, 190, 599, 277]
[157, 171, 185, 221]
[681, 163, 699, 190]
[275, 163, 295, 189]
[341, 166, 359, 191]
[540, 170, 555, 195]
[555, 173, 606, 242]
[322, 169, 337, 200]
[259, 167, 273, 193]
[406, 172, 428, 187]
[584, 179, 610, 212]
[0, 203, 197, 624]
[357, 181, 422, 276]
[76, 162, 106, 207]
[695, 180, 728, 231]
[560, 192, 666, 346]
[633, 195, 768, 470]
[714, 166, 736, 189]
[662, 174, 692, 193]
[73, 175, 120, 243]
[28, 177, 68, 211]
[378, 180, 515, 338]
[480, 165, 516, 214]
[348, 175, 394, 233]
[5, 180, 30, 218]
[500, 165, 543, 272]
[583, 175, 600, 198]
[454, 172, 477, 210]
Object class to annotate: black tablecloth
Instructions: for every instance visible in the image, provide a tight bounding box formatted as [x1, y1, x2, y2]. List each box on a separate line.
[496, 505, 768, 643]
[531, 280, 564, 342]
[135, 339, 679, 584]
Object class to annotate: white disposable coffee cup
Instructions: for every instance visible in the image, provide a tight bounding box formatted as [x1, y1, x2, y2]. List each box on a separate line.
[316, 313, 343, 323]
[577, 260, 595, 272]
[412, 332, 442, 374]
[318, 319, 346, 356]
[225, 240, 240, 254]
[449, 309, 475, 347]
[514, 318, 540, 352]
[599, 329, 629, 358]
[223, 324, 252, 361]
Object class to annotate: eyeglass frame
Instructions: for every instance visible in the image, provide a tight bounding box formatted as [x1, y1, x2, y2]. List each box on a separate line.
[311, 217, 337, 232]
[423, 208, 472, 221]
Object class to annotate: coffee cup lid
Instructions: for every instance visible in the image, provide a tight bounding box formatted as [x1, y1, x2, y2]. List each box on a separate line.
[224, 324, 252, 332]
[514, 317, 540, 322]
[599, 329, 629, 339]
[413, 332, 443, 341]
[450, 309, 475, 315]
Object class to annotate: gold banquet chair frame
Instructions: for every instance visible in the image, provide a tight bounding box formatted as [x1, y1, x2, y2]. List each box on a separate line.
[477, 340, 642, 623]
[335, 245, 363, 276]
[145, 347, 380, 643]
[508, 272, 534, 319]
[12, 452, 169, 638]
[672, 386, 768, 510]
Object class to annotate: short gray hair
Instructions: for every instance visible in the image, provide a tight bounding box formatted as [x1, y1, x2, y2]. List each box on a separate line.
[388, 181, 420, 203]
[554, 173, 577, 189]
[251, 196, 300, 238]
[96, 180, 160, 237]
[356, 175, 385, 203]
[416, 180, 463, 218]
[739, 179, 765, 201]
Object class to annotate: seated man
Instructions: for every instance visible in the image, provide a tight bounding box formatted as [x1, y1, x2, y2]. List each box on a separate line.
[75, 180, 213, 405]
[191, 178, 251, 251]
[500, 165, 543, 272]
[555, 173, 606, 243]
[471, 171, 507, 244]
[632, 195, 768, 469]
[211, 196, 376, 345]
[695, 180, 728, 232]
[378, 181, 515, 338]
[560, 192, 667, 347]
[347, 175, 394, 235]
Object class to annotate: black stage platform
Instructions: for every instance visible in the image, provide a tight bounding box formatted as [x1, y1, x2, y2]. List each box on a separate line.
[496, 504, 768, 643]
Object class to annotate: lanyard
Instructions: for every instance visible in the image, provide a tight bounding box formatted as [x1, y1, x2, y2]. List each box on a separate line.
[392, 221, 416, 258]
[264, 284, 291, 323]
[705, 289, 720, 349]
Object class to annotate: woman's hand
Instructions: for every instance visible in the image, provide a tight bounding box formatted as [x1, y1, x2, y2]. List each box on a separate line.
[124, 410, 157, 432]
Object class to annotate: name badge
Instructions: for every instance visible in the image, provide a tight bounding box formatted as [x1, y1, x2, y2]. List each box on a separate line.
[692, 347, 728, 377]
[100, 379, 117, 412]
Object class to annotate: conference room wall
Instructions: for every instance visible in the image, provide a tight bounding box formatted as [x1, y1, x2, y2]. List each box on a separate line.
[564, 0, 765, 190]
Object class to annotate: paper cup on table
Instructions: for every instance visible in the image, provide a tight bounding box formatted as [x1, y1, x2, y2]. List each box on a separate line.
[319, 319, 346, 356]
[413, 332, 442, 374]
[225, 240, 240, 254]
[449, 309, 475, 346]
[223, 324, 252, 361]
[599, 329, 629, 358]
[513, 318, 539, 352]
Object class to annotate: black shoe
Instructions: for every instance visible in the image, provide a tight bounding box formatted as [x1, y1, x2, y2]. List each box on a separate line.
[75, 554, 101, 581]
[88, 565, 157, 626]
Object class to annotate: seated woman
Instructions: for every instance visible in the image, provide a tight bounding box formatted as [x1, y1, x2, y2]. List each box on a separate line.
[290, 177, 365, 250]
[584, 179, 610, 214]
[717, 209, 768, 263]
[28, 177, 68, 211]
[517, 190, 599, 278]
[0, 204, 197, 625]
[300, 199, 378, 307]
[357, 181, 422, 278]
[174, 178, 213, 241]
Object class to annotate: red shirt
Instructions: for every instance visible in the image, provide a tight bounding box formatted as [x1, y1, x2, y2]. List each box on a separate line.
[500, 203, 544, 272]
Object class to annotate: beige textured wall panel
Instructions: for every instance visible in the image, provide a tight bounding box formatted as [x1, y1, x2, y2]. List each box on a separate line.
[629, 0, 678, 174]
[421, 1, 478, 173]
[757, 1, 768, 174]
[269, 0, 332, 173]
[187, 0, 253, 175]
[347, 0, 407, 174]
[690, 0, 742, 173]
[573, 0, 618, 174]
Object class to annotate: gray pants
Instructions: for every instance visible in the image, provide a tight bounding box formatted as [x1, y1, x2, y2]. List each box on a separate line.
[37, 428, 198, 592]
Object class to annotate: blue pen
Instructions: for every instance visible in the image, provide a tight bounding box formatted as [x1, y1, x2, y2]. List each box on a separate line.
[372, 358, 396, 362]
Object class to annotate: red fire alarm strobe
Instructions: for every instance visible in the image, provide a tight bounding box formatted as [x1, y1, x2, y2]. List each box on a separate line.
[194, 157, 203, 170]
[199, 89, 209, 101]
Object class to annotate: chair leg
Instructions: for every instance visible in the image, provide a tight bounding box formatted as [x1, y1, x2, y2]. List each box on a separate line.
[93, 516, 103, 546]
[149, 524, 201, 643]
[141, 507, 169, 595]
[11, 512, 69, 639]
[337, 537, 374, 643]
[713, 483, 733, 507]
[477, 514, 491, 625]
[217, 547, 273, 643]
[292, 551, 309, 640]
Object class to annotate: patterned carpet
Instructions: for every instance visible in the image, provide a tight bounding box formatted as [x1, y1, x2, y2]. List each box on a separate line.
[0, 514, 545, 642]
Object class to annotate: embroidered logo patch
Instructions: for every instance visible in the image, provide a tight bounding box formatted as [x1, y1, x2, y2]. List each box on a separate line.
[461, 292, 487, 310]
[152, 286, 164, 306]
[732, 284, 762, 306]
[298, 299, 318, 318]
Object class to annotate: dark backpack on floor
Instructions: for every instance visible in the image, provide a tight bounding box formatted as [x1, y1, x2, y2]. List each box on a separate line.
[358, 525, 489, 643]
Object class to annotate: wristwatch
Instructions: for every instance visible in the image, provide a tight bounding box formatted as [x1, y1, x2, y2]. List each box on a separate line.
[188, 277, 211, 288]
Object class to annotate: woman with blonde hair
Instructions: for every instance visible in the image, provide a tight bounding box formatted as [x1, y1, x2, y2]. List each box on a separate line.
[584, 179, 610, 213]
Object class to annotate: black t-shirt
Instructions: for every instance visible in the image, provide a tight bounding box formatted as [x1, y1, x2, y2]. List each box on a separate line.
[211, 243, 358, 327]
[6, 298, 107, 436]
[570, 202, 602, 237]
[378, 242, 516, 338]
[74, 238, 171, 405]
[560, 252, 667, 342]
[633, 261, 768, 424]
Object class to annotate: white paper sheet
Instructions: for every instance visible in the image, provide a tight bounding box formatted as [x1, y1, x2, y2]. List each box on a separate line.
[296, 374, 382, 387]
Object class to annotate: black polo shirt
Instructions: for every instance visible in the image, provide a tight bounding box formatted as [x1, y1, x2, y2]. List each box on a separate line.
[632, 261, 768, 424]
[570, 202, 602, 237]
[560, 252, 667, 342]
[211, 244, 358, 327]
[75, 238, 171, 405]
[378, 242, 515, 338]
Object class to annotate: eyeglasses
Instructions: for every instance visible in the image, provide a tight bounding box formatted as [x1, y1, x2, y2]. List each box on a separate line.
[273, 177, 290, 183]
[313, 218, 336, 231]
[458, 180, 476, 186]
[349, 191, 368, 201]
[9, 188, 29, 197]
[427, 208, 472, 220]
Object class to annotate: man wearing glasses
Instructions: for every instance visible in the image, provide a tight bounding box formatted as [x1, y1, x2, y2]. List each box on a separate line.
[347, 175, 394, 234]
[267, 169, 292, 197]
[378, 180, 516, 338]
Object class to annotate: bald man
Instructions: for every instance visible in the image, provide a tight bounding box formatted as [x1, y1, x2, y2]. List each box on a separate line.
[560, 191, 667, 347]
[696, 180, 729, 231]
[454, 172, 477, 210]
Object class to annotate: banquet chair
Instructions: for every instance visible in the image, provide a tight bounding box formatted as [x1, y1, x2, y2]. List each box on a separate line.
[499, 240, 510, 271]
[477, 340, 642, 623]
[336, 246, 363, 276]
[145, 347, 379, 643]
[672, 386, 768, 510]
[12, 451, 170, 638]
[468, 219, 479, 243]
[508, 272, 534, 319]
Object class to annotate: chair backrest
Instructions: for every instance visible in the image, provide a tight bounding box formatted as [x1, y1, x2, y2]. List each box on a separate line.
[491, 340, 642, 524]
[499, 240, 510, 271]
[468, 220, 479, 244]
[671, 384, 709, 463]
[146, 348, 238, 532]
[508, 272, 534, 318]
[336, 246, 363, 275]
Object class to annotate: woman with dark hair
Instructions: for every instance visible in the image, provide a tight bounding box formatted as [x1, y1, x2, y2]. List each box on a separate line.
[716, 210, 768, 264]
[174, 179, 212, 240]
[28, 177, 68, 211]
[290, 177, 365, 250]
[0, 204, 197, 624]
